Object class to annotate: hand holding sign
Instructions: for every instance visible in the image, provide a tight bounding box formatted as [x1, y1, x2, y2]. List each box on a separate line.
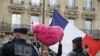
[32, 24, 64, 46]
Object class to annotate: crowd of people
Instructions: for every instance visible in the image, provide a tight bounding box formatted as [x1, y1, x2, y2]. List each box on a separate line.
[0, 27, 90, 56]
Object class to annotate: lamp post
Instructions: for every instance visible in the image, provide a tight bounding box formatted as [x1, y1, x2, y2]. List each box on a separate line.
[42, 0, 45, 24]
[41, 0, 48, 54]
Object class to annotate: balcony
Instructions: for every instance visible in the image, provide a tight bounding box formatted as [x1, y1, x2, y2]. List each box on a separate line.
[0, 22, 32, 33]
[81, 29, 100, 39]
[66, 5, 78, 11]
[82, 14, 95, 20]
[83, 7, 95, 13]
[8, 0, 25, 13]
[64, 6, 78, 18]
[8, 6, 25, 13]
[28, 2, 43, 15]
[82, 7, 95, 19]
[48, 4, 60, 9]
[0, 22, 100, 39]
[83, 7, 95, 11]
[29, 2, 42, 6]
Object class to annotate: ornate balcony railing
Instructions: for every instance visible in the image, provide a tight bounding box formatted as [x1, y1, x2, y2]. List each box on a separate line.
[83, 7, 95, 12]
[29, 2, 42, 6]
[0, 22, 32, 33]
[48, 4, 60, 9]
[81, 29, 100, 39]
[66, 5, 78, 11]
[1, 22, 100, 55]
[27, 2, 43, 15]
[0, 22, 100, 39]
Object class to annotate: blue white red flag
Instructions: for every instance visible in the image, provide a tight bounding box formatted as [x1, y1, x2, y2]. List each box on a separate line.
[49, 10, 100, 56]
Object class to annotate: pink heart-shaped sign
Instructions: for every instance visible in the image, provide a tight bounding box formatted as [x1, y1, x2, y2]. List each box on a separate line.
[32, 24, 64, 46]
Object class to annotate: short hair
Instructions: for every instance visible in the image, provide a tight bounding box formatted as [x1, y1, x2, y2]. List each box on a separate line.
[72, 37, 82, 48]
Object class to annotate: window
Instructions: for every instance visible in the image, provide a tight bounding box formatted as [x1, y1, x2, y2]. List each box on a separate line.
[85, 19, 92, 30]
[12, 0, 22, 4]
[49, 0, 58, 8]
[67, 0, 75, 8]
[85, 19, 93, 34]
[68, 18, 75, 25]
[31, 0, 40, 5]
[30, 15, 39, 32]
[84, 0, 92, 9]
[11, 14, 21, 30]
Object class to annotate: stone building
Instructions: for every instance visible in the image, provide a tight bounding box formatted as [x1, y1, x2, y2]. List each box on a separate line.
[0, 0, 100, 55]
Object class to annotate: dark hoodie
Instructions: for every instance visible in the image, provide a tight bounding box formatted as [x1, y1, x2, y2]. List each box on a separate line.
[67, 37, 90, 56]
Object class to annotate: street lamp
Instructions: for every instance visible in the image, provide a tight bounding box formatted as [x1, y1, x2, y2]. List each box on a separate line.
[42, 0, 45, 24]
[41, 0, 49, 53]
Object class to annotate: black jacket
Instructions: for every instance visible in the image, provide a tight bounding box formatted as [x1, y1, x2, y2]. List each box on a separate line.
[67, 48, 90, 56]
[56, 43, 62, 56]
[1, 39, 39, 56]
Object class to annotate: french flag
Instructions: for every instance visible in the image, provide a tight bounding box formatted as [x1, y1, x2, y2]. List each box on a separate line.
[49, 10, 100, 56]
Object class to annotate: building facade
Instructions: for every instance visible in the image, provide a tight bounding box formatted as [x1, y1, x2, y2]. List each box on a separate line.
[0, 0, 100, 36]
[0, 0, 100, 55]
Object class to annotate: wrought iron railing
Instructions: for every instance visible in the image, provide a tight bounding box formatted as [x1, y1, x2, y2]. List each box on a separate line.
[83, 7, 95, 12]
[0, 22, 100, 38]
[66, 5, 78, 10]
[81, 29, 100, 39]
[48, 4, 60, 10]
[1, 22, 100, 56]
[0, 22, 32, 33]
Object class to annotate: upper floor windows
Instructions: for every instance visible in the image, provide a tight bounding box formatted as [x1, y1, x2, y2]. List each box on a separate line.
[49, 0, 58, 9]
[67, 0, 75, 8]
[84, 0, 95, 11]
[31, 0, 41, 5]
[11, 0, 23, 5]
[11, 13, 21, 30]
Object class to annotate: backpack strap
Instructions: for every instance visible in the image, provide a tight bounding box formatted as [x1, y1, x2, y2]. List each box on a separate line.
[32, 45, 39, 56]
[26, 41, 39, 56]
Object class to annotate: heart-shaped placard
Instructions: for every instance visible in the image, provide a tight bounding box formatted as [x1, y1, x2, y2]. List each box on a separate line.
[33, 24, 64, 46]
